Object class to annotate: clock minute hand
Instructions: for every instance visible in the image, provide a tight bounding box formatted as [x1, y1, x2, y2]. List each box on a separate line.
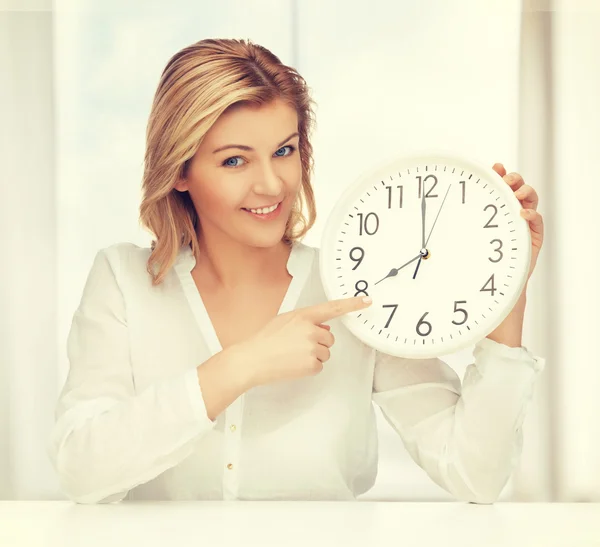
[421, 183, 426, 250]
[413, 184, 452, 280]
[374, 253, 422, 285]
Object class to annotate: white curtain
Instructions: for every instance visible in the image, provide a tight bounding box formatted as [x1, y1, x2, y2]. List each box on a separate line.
[0, 0, 60, 499]
[509, 0, 600, 503]
[1, 0, 598, 501]
[510, 0, 555, 502]
[542, 0, 600, 501]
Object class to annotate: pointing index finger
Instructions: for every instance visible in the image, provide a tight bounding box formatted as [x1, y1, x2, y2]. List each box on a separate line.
[300, 296, 373, 324]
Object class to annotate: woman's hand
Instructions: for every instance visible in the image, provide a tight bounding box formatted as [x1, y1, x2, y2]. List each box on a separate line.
[235, 295, 373, 388]
[483, 163, 545, 348]
[493, 163, 544, 280]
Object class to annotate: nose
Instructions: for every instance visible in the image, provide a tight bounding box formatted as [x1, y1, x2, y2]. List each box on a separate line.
[252, 160, 283, 198]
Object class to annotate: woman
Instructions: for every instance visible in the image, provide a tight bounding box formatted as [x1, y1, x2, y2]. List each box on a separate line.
[48, 38, 546, 504]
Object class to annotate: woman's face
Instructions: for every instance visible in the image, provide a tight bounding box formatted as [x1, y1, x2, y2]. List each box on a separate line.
[175, 98, 303, 249]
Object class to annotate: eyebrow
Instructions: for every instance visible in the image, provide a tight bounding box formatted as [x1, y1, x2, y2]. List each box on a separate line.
[212, 132, 300, 154]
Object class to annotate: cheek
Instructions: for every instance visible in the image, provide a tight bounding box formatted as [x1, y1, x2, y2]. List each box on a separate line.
[283, 156, 303, 192]
[216, 188, 246, 212]
[191, 178, 244, 215]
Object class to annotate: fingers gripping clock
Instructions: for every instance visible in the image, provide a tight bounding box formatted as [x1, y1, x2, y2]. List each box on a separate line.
[319, 151, 531, 359]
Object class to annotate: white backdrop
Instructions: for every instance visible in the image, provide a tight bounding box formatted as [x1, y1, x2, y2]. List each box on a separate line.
[1, 0, 599, 501]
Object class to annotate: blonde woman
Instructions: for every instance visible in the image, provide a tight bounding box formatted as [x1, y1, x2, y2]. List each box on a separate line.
[48, 38, 546, 504]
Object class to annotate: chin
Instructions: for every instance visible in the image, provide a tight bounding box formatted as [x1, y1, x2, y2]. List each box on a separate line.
[241, 229, 287, 249]
[233, 206, 291, 248]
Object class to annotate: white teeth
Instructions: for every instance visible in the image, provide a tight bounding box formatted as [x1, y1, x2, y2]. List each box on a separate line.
[246, 203, 278, 215]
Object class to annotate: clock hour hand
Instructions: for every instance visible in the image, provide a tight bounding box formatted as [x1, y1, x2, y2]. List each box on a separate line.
[412, 255, 422, 280]
[374, 253, 422, 285]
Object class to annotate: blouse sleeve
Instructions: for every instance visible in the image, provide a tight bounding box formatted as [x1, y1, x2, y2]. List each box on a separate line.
[371, 337, 545, 504]
[47, 246, 217, 504]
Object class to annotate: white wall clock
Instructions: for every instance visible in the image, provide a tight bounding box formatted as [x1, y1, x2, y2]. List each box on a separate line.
[319, 150, 531, 359]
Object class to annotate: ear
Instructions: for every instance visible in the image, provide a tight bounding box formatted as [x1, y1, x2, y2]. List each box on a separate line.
[173, 177, 189, 192]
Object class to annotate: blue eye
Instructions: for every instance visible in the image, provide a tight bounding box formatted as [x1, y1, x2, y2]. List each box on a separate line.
[223, 156, 245, 168]
[274, 145, 295, 157]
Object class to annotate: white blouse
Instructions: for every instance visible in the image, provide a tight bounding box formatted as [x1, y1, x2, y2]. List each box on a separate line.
[47, 239, 545, 505]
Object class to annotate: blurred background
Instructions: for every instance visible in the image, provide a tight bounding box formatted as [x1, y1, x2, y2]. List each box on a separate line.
[1, 0, 598, 502]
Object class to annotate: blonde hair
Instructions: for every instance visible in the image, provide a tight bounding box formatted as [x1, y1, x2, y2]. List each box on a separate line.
[138, 38, 317, 286]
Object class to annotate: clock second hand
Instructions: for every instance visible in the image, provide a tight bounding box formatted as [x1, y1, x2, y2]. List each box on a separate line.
[425, 183, 452, 248]
[374, 253, 422, 285]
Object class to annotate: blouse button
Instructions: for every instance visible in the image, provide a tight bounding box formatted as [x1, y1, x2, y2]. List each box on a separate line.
[227, 463, 233, 470]
[230, 424, 236, 432]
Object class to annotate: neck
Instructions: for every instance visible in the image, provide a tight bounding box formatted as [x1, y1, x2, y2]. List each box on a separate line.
[193, 228, 292, 290]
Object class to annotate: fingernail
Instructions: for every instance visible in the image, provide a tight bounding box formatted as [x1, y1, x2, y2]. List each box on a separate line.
[362, 296, 372, 304]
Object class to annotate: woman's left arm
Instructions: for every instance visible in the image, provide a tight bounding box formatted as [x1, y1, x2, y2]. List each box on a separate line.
[486, 162, 544, 348]
[371, 164, 546, 504]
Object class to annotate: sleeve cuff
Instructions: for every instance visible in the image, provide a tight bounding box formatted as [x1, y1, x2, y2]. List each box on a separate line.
[474, 337, 546, 374]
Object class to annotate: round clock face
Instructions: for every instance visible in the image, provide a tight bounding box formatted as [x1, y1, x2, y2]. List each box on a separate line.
[319, 151, 531, 359]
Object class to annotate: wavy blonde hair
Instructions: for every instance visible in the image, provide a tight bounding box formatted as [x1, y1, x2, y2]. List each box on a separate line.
[138, 38, 317, 286]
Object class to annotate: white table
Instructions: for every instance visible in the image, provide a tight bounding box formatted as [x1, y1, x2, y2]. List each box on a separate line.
[1, 501, 599, 547]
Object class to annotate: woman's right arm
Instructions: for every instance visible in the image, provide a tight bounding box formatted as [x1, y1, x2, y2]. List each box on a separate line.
[49, 246, 369, 504]
[48, 247, 249, 504]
